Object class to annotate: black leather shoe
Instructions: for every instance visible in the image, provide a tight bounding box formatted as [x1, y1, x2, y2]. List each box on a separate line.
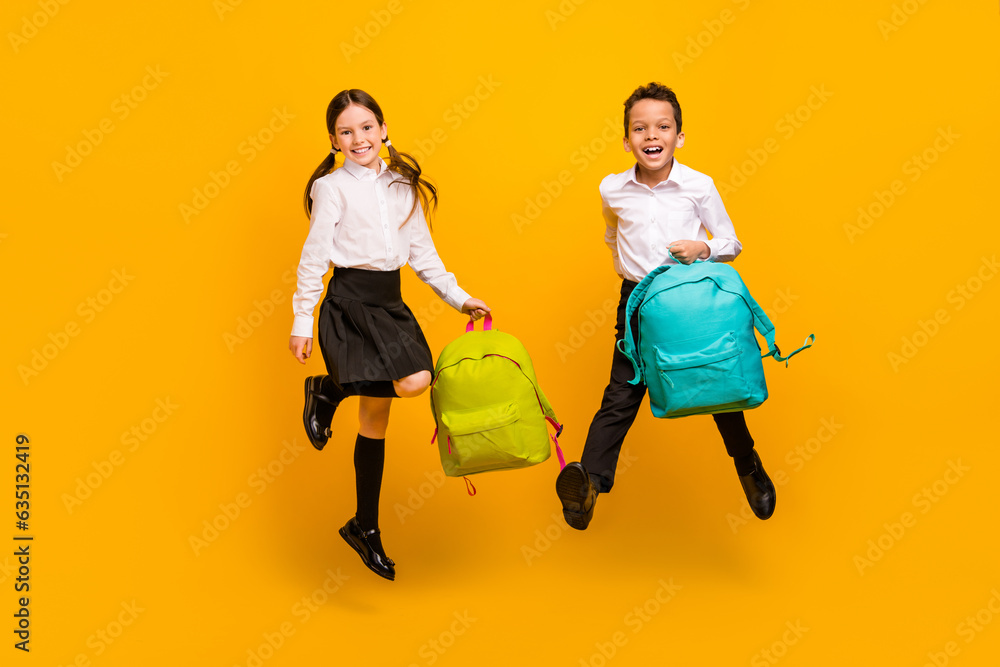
[303, 376, 341, 451]
[738, 450, 776, 520]
[556, 462, 598, 530]
[339, 516, 395, 581]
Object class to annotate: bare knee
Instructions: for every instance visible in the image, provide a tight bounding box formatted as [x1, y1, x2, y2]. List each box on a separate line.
[358, 397, 392, 438]
[394, 370, 431, 398]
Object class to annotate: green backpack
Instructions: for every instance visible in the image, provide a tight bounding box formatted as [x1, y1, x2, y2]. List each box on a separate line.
[429, 315, 564, 480]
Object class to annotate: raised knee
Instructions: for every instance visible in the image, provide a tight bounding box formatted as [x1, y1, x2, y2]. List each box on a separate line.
[394, 371, 431, 398]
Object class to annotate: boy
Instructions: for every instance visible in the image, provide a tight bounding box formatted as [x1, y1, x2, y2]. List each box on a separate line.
[555, 82, 775, 530]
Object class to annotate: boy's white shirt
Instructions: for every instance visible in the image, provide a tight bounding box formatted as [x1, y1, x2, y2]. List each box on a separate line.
[600, 158, 742, 283]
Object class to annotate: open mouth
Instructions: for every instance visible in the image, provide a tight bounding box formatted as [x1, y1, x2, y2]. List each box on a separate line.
[643, 146, 663, 156]
[352, 146, 372, 155]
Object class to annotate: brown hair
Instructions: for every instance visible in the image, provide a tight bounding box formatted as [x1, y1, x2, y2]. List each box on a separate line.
[623, 82, 682, 137]
[303, 89, 438, 228]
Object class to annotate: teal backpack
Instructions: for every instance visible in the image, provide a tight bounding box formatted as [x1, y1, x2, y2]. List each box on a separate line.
[617, 261, 814, 419]
[429, 315, 565, 481]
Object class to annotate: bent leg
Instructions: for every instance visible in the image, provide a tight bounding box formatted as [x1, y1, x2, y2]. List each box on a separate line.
[580, 280, 646, 493]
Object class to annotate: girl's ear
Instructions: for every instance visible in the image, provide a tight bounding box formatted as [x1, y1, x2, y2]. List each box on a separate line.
[329, 132, 340, 151]
[381, 122, 388, 143]
[676, 131, 685, 149]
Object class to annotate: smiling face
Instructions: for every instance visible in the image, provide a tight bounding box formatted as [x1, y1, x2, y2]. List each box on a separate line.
[624, 98, 685, 184]
[330, 103, 387, 172]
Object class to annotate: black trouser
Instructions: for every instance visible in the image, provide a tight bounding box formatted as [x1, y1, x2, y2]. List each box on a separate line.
[580, 279, 755, 493]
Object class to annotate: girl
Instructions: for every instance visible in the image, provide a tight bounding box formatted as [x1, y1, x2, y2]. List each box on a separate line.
[288, 89, 489, 581]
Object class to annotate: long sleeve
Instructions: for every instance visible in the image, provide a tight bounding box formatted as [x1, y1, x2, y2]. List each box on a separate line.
[601, 182, 623, 278]
[406, 201, 471, 312]
[290, 178, 342, 338]
[698, 180, 742, 263]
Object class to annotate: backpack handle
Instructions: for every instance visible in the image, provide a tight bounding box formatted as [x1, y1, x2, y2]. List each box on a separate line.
[465, 313, 493, 333]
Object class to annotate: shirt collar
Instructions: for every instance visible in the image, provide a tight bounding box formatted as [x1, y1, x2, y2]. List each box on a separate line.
[627, 157, 685, 188]
[341, 156, 390, 181]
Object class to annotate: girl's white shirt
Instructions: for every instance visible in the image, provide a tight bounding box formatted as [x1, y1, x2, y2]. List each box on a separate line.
[291, 157, 470, 338]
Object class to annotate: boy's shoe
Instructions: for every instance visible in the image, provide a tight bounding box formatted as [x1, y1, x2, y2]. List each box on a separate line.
[738, 450, 776, 519]
[339, 516, 395, 581]
[303, 376, 342, 451]
[556, 462, 599, 530]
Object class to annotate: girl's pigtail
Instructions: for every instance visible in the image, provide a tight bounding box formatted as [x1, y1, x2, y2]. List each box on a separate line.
[303, 149, 339, 217]
[386, 140, 438, 231]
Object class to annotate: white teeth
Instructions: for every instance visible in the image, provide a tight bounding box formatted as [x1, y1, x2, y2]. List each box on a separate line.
[644, 147, 662, 154]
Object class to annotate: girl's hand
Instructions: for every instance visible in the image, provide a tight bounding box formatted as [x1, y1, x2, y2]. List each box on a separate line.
[289, 336, 313, 364]
[462, 298, 491, 322]
[667, 240, 710, 265]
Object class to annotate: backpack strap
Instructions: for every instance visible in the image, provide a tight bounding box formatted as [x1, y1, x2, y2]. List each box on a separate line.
[745, 292, 815, 366]
[617, 265, 672, 385]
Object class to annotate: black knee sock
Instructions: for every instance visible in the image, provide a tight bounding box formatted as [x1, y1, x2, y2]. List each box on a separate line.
[354, 433, 386, 552]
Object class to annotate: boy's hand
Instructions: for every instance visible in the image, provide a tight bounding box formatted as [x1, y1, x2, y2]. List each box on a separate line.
[462, 298, 491, 321]
[667, 240, 710, 264]
[289, 335, 312, 364]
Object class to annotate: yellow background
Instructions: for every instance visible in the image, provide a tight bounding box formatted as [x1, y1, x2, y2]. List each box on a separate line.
[5, 0, 1000, 664]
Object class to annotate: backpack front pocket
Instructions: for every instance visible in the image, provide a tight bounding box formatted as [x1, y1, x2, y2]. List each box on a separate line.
[652, 332, 750, 417]
[440, 402, 527, 474]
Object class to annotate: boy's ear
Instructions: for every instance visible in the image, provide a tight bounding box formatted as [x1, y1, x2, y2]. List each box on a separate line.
[623, 137, 632, 153]
[676, 132, 685, 149]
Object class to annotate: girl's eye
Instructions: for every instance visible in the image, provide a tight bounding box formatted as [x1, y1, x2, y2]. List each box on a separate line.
[364, 125, 372, 130]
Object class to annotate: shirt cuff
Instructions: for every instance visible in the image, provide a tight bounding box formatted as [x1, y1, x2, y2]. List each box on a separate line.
[704, 240, 719, 262]
[290, 315, 315, 339]
[445, 287, 473, 313]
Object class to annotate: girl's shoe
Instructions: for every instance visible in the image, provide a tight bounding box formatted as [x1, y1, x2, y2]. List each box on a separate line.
[339, 516, 395, 581]
[303, 376, 342, 450]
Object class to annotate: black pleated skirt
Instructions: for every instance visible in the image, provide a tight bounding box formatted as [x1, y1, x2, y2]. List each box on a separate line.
[317, 267, 434, 384]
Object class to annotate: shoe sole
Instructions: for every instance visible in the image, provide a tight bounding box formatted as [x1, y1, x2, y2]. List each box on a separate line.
[556, 465, 593, 531]
[303, 378, 328, 451]
[339, 526, 395, 581]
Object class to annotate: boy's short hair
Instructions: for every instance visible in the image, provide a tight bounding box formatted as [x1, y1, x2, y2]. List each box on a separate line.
[623, 82, 682, 137]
